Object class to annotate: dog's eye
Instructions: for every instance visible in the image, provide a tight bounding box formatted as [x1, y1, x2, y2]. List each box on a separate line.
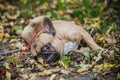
[41, 43, 51, 52]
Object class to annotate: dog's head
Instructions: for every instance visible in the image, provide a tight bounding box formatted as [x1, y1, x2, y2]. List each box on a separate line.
[21, 16, 56, 41]
[21, 16, 63, 63]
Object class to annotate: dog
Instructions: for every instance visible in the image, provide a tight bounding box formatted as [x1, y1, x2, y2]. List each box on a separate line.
[21, 16, 103, 63]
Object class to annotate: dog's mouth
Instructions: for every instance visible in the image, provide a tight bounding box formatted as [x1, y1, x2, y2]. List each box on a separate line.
[34, 43, 60, 64]
[34, 51, 60, 64]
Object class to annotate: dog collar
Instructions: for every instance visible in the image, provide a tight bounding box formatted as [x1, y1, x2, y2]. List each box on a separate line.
[27, 27, 43, 46]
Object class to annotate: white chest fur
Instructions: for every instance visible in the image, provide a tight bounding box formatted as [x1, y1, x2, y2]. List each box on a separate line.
[63, 41, 78, 55]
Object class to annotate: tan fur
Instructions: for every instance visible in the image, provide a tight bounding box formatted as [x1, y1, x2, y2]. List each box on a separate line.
[21, 16, 102, 56]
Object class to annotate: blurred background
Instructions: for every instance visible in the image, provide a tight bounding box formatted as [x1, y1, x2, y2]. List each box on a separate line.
[0, 0, 120, 46]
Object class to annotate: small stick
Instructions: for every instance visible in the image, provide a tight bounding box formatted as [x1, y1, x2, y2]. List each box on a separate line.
[0, 49, 21, 55]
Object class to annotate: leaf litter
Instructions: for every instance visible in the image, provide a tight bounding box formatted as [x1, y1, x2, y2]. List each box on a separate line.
[0, 0, 120, 80]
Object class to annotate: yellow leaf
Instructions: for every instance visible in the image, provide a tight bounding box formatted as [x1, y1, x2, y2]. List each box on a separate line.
[74, 17, 80, 24]
[96, 34, 106, 43]
[7, 5, 17, 10]
[38, 57, 44, 65]
[95, 63, 115, 69]
[61, 0, 65, 3]
[0, 4, 5, 9]
[37, 70, 52, 76]
[44, 2, 48, 8]
[58, 10, 64, 15]
[6, 71, 11, 80]
[4, 33, 10, 38]
[10, 39, 17, 43]
[0, 32, 4, 39]
[58, 61, 67, 69]
[66, 0, 71, 2]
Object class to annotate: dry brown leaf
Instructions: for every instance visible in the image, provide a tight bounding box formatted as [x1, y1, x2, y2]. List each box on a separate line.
[37, 70, 52, 76]
[61, 69, 70, 75]
[8, 44, 18, 50]
[5, 13, 17, 20]
[28, 74, 36, 80]
[50, 68, 61, 73]
[77, 67, 89, 73]
[58, 61, 67, 69]
[49, 74, 57, 80]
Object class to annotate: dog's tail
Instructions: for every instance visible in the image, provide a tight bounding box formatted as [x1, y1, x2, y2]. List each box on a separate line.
[80, 28, 103, 50]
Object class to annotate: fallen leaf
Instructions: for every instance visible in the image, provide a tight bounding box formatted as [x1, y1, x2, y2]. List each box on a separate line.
[35, 63, 42, 69]
[0, 32, 4, 39]
[8, 44, 18, 50]
[13, 25, 23, 31]
[6, 71, 11, 80]
[49, 74, 57, 80]
[21, 74, 29, 79]
[38, 57, 44, 64]
[79, 63, 91, 68]
[37, 70, 52, 76]
[0, 4, 5, 10]
[93, 50, 102, 62]
[7, 5, 17, 10]
[61, 69, 70, 75]
[58, 61, 68, 69]
[60, 56, 70, 67]
[10, 39, 17, 43]
[28, 74, 36, 80]
[50, 68, 61, 73]
[29, 59, 35, 64]
[22, 46, 27, 51]
[96, 34, 106, 43]
[82, 52, 91, 60]
[5, 13, 17, 20]
[4, 33, 10, 38]
[94, 63, 115, 69]
[77, 67, 89, 73]
[3, 62, 10, 69]
[60, 77, 67, 80]
[106, 37, 117, 44]
[58, 10, 64, 15]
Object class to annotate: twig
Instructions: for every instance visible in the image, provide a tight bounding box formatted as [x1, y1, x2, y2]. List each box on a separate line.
[0, 49, 21, 55]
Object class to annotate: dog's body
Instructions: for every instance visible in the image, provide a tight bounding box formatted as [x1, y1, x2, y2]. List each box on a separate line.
[21, 16, 102, 56]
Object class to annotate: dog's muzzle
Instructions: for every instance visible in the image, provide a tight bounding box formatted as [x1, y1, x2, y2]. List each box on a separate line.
[34, 43, 60, 64]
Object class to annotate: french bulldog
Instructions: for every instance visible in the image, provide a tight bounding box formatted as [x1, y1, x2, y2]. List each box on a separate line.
[21, 16, 103, 63]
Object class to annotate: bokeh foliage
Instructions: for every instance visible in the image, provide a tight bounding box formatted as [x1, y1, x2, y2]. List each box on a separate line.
[11, 0, 119, 34]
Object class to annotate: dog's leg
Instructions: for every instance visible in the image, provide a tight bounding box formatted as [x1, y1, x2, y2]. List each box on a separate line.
[80, 29, 103, 50]
[74, 47, 91, 53]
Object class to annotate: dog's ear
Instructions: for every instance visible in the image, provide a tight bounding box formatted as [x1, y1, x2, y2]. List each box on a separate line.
[43, 17, 56, 36]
